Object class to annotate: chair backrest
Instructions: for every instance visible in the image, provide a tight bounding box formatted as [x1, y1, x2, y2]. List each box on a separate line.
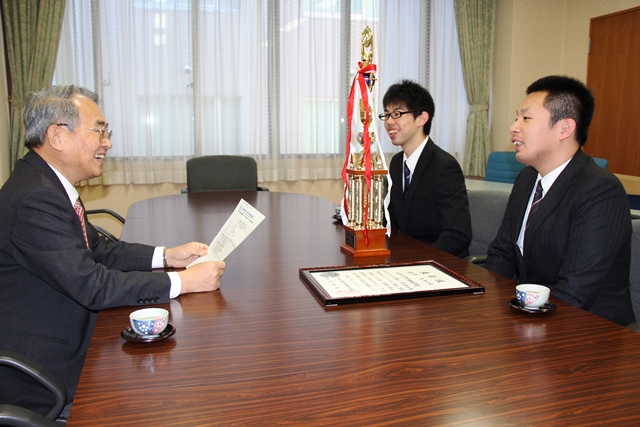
[0, 350, 67, 425]
[467, 190, 511, 256]
[630, 219, 640, 321]
[484, 151, 526, 184]
[629, 194, 640, 211]
[593, 157, 608, 169]
[186, 155, 259, 193]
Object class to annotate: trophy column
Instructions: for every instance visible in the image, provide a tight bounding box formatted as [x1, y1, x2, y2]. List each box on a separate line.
[340, 27, 390, 258]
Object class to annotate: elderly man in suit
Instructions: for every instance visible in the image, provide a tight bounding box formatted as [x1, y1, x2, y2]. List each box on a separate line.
[486, 75, 634, 326]
[0, 85, 226, 416]
[382, 80, 472, 257]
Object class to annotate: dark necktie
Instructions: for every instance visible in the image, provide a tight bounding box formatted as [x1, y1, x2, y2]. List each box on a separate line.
[74, 198, 90, 249]
[525, 180, 543, 231]
[404, 161, 411, 196]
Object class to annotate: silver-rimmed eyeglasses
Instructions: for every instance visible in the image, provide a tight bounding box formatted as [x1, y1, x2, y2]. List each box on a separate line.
[56, 123, 113, 143]
[378, 110, 414, 121]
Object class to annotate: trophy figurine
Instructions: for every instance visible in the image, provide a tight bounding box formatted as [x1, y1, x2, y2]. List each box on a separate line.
[340, 27, 390, 257]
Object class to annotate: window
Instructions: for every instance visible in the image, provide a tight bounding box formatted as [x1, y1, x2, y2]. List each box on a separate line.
[54, 0, 465, 185]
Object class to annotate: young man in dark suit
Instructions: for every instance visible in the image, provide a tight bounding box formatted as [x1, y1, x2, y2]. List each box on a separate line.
[486, 75, 634, 326]
[381, 80, 471, 257]
[0, 85, 226, 416]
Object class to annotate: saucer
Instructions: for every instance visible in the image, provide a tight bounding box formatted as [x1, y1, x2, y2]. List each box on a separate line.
[121, 324, 176, 343]
[508, 298, 556, 314]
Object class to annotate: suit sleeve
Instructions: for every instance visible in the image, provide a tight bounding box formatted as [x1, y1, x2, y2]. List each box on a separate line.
[11, 187, 171, 311]
[387, 155, 401, 230]
[553, 177, 631, 309]
[485, 191, 518, 280]
[431, 157, 472, 255]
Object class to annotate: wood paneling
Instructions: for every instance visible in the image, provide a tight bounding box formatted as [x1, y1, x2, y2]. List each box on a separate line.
[68, 192, 640, 426]
[586, 6, 640, 175]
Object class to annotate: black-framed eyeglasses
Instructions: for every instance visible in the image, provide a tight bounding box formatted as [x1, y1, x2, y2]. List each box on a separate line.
[378, 110, 414, 121]
[56, 123, 113, 142]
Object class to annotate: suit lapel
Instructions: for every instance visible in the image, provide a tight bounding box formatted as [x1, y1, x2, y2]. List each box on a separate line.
[390, 154, 408, 224]
[404, 140, 434, 205]
[23, 150, 92, 248]
[521, 150, 588, 249]
[510, 168, 537, 242]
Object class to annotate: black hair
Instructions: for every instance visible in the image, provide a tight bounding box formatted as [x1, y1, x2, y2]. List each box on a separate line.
[382, 79, 435, 135]
[526, 75, 595, 146]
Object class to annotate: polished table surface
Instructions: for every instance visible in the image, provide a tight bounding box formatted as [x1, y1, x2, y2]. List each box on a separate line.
[69, 192, 640, 426]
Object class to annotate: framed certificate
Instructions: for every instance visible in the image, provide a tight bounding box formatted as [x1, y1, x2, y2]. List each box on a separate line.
[299, 260, 485, 306]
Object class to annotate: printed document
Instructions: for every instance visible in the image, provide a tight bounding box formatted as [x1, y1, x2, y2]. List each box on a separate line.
[187, 198, 265, 267]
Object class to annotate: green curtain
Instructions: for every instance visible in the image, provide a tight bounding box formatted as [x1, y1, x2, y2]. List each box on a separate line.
[1, 0, 66, 170]
[454, 0, 495, 177]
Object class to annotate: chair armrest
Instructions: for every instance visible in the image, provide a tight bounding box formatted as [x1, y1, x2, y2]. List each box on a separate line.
[257, 186, 269, 191]
[464, 254, 487, 265]
[626, 321, 640, 332]
[0, 351, 67, 420]
[0, 404, 60, 427]
[84, 208, 125, 224]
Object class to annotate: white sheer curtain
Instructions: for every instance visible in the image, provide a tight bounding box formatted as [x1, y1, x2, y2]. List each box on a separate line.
[430, 0, 469, 163]
[54, 0, 466, 185]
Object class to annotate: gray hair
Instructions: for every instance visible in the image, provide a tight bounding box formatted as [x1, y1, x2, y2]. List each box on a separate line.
[23, 85, 99, 149]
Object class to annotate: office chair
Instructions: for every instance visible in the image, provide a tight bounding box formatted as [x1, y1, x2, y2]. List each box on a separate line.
[627, 194, 640, 212]
[592, 157, 608, 169]
[484, 151, 526, 184]
[85, 209, 125, 243]
[184, 155, 268, 193]
[627, 219, 640, 332]
[0, 350, 68, 426]
[464, 190, 511, 265]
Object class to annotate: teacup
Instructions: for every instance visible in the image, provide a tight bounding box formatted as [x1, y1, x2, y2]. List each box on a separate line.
[129, 308, 169, 336]
[515, 284, 550, 309]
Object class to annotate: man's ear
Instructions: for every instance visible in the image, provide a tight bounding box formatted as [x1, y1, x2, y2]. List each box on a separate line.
[558, 118, 576, 141]
[416, 111, 429, 126]
[46, 124, 65, 152]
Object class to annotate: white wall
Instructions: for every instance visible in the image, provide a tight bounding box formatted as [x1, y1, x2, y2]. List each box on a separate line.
[490, 0, 640, 151]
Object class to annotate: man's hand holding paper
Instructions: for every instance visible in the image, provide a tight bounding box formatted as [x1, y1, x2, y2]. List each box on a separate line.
[188, 199, 266, 267]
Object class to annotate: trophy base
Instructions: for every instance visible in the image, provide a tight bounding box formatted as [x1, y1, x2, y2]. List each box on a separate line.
[341, 227, 390, 257]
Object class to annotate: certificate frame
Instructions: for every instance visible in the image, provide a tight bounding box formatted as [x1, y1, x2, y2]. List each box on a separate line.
[299, 260, 485, 306]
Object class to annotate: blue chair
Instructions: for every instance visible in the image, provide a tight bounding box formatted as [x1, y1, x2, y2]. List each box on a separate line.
[484, 151, 526, 184]
[593, 157, 608, 169]
[628, 194, 640, 211]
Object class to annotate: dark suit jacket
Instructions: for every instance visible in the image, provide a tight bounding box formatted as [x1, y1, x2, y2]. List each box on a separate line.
[388, 139, 472, 257]
[486, 149, 634, 326]
[0, 150, 171, 414]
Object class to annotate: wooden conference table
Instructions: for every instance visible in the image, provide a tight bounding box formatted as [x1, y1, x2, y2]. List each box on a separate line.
[69, 192, 640, 426]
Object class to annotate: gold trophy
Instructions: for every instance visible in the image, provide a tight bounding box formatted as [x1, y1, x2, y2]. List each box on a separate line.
[340, 27, 390, 257]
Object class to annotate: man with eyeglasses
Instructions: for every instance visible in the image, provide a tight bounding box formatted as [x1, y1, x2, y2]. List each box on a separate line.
[0, 85, 225, 418]
[381, 79, 471, 257]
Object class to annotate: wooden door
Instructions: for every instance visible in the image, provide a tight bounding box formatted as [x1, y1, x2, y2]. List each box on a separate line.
[586, 6, 640, 175]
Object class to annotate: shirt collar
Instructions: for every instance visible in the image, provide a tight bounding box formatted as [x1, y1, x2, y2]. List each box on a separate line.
[537, 157, 571, 195]
[48, 164, 79, 206]
[403, 135, 430, 172]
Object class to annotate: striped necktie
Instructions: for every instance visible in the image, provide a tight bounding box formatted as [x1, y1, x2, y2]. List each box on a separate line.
[404, 161, 411, 196]
[74, 198, 90, 249]
[525, 180, 543, 231]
